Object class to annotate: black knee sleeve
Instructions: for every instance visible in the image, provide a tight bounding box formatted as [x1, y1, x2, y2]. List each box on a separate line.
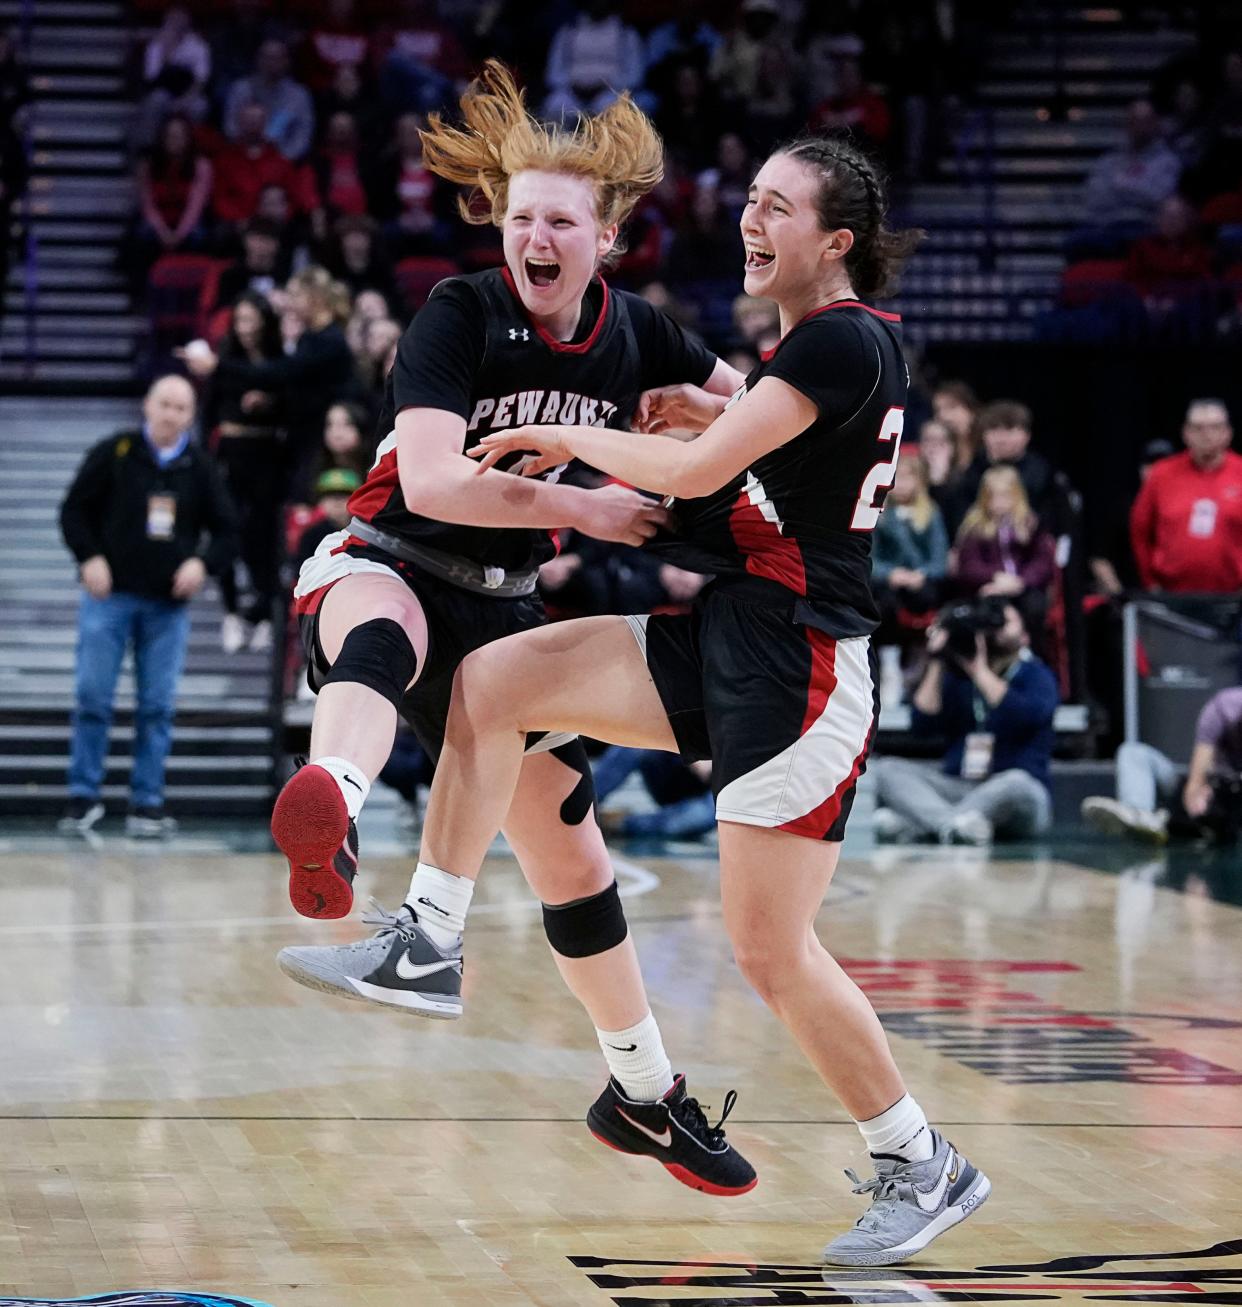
[322, 618, 418, 710]
[549, 738, 596, 827]
[542, 879, 628, 958]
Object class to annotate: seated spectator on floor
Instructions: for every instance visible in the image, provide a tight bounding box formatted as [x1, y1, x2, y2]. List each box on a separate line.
[182, 267, 357, 504]
[201, 291, 286, 655]
[134, 6, 211, 149]
[1130, 398, 1242, 594]
[1069, 99, 1181, 258]
[873, 449, 948, 642]
[869, 601, 1058, 845]
[543, 0, 646, 119]
[952, 466, 1056, 640]
[127, 112, 213, 292]
[810, 56, 891, 153]
[212, 217, 289, 311]
[916, 418, 960, 516]
[369, 112, 455, 257]
[931, 379, 980, 475]
[1082, 685, 1242, 845]
[319, 215, 397, 304]
[952, 400, 1056, 530]
[224, 38, 315, 162]
[212, 101, 319, 235]
[594, 748, 716, 842]
[294, 466, 361, 567]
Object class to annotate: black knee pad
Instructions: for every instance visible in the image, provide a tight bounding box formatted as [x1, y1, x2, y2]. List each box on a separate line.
[542, 879, 628, 958]
[321, 618, 418, 710]
[549, 738, 596, 827]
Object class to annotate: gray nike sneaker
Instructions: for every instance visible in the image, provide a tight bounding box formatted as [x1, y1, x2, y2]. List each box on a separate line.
[822, 1131, 990, 1266]
[277, 901, 463, 1019]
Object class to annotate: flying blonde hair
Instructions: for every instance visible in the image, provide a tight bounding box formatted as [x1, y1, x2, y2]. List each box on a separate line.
[419, 60, 664, 239]
[957, 465, 1038, 543]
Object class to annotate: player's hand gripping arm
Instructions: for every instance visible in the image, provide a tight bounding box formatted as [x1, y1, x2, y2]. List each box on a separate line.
[468, 376, 816, 500]
[397, 407, 667, 547]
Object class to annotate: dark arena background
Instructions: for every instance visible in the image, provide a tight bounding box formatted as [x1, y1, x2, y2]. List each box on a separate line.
[1, 1, 1241, 1304]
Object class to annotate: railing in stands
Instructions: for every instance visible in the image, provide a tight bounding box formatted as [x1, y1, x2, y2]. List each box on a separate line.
[17, 0, 37, 377]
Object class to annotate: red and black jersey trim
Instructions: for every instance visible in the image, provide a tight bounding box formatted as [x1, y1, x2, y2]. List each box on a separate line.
[500, 266, 612, 355]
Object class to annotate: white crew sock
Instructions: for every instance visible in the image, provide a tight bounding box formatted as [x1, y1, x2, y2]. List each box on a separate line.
[856, 1092, 935, 1162]
[596, 1011, 675, 1103]
[405, 861, 475, 949]
[312, 755, 371, 822]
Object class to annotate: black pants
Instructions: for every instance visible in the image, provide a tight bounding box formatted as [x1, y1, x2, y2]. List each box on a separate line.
[214, 434, 284, 620]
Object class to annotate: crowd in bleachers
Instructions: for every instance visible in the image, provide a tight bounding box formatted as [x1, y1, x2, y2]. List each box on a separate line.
[1052, 44, 1242, 341]
[113, 1, 1242, 787]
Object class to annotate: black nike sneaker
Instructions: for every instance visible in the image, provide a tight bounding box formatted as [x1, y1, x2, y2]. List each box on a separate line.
[587, 1074, 757, 1196]
[270, 760, 359, 919]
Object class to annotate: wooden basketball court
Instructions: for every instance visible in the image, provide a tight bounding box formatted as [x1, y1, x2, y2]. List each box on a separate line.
[2, 828, 1240, 1306]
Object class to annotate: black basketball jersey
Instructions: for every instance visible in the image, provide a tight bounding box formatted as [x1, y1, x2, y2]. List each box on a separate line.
[348, 267, 717, 571]
[649, 300, 909, 637]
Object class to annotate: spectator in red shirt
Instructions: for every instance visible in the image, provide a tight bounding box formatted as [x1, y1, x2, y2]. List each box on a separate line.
[213, 101, 319, 232]
[1130, 398, 1242, 593]
[1126, 195, 1213, 300]
[127, 112, 213, 291]
[811, 56, 892, 151]
[368, 111, 453, 256]
[314, 110, 369, 219]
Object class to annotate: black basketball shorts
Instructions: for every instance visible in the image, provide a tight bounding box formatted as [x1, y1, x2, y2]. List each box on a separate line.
[293, 530, 572, 760]
[625, 590, 879, 841]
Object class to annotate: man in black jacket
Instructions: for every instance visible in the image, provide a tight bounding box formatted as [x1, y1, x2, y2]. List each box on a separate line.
[58, 374, 239, 837]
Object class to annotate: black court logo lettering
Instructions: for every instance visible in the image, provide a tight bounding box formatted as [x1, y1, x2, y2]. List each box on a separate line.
[570, 1236, 1242, 1304]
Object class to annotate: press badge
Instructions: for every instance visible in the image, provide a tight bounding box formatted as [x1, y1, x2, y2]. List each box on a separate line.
[147, 493, 177, 540]
[962, 732, 995, 780]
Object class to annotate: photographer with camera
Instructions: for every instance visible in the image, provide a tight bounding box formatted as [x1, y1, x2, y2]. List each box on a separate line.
[870, 598, 1059, 844]
[1081, 686, 1242, 844]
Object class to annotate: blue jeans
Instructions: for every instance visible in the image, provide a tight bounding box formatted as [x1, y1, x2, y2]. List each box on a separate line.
[68, 592, 191, 809]
[592, 746, 717, 841]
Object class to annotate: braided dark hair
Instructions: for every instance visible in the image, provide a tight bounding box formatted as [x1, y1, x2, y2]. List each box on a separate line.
[778, 135, 921, 298]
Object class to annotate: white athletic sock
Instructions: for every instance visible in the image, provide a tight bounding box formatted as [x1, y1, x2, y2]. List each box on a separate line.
[856, 1093, 935, 1162]
[405, 861, 475, 950]
[596, 1011, 675, 1103]
[312, 755, 371, 822]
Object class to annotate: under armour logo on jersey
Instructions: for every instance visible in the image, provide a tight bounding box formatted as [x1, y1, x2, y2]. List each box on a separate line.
[509, 327, 530, 341]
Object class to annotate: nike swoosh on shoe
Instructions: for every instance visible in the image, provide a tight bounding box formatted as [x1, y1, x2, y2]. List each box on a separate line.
[914, 1155, 954, 1213]
[395, 954, 459, 982]
[616, 1108, 672, 1147]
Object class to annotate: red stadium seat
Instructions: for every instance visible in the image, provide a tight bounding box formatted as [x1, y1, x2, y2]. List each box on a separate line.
[394, 256, 462, 310]
[148, 254, 230, 342]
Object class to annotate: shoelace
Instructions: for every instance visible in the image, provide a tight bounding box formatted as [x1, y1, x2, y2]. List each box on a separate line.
[357, 899, 419, 947]
[843, 1168, 904, 1233]
[675, 1089, 739, 1147]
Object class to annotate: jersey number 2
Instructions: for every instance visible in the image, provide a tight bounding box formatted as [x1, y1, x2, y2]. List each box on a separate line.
[849, 406, 905, 532]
